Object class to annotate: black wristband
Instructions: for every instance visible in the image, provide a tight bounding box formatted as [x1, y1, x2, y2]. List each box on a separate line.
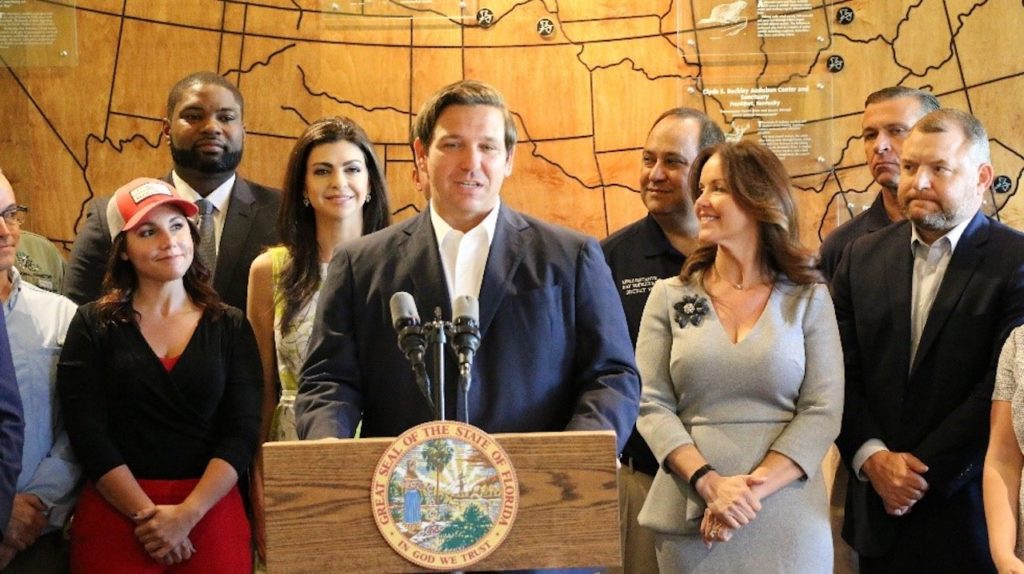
[688, 464, 716, 490]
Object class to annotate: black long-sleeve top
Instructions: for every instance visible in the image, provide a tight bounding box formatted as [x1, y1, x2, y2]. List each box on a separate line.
[57, 303, 261, 482]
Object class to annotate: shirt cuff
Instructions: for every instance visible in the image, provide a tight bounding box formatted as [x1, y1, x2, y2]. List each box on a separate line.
[852, 439, 889, 481]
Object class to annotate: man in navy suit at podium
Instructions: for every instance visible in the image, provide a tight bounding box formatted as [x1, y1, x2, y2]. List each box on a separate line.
[296, 80, 639, 465]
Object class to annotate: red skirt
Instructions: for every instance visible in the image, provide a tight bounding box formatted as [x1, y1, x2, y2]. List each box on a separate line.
[70, 479, 252, 574]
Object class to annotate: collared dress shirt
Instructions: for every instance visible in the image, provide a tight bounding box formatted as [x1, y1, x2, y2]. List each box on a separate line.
[430, 199, 500, 305]
[3, 267, 80, 530]
[852, 216, 973, 479]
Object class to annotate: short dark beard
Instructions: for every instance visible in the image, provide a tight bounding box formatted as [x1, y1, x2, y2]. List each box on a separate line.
[170, 144, 243, 175]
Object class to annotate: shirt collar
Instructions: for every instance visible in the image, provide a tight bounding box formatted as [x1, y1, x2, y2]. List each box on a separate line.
[3, 266, 22, 313]
[641, 214, 684, 258]
[909, 214, 973, 253]
[171, 171, 235, 212]
[429, 199, 501, 246]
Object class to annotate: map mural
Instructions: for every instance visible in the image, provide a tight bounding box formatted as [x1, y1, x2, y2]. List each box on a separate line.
[1, 0, 1022, 250]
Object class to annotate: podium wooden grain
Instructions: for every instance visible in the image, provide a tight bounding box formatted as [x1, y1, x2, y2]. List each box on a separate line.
[262, 431, 621, 573]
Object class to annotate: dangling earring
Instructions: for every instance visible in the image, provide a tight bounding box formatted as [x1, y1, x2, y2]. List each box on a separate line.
[302, 197, 310, 207]
[366, 193, 372, 204]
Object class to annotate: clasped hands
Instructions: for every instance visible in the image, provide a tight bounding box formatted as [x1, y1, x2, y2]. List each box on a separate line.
[0, 493, 48, 569]
[696, 473, 766, 548]
[862, 451, 929, 517]
[132, 504, 201, 566]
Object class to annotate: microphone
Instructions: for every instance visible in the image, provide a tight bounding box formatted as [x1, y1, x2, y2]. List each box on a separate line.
[451, 295, 481, 379]
[389, 292, 432, 407]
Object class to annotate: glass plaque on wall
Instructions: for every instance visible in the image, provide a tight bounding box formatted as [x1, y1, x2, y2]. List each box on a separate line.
[700, 73, 835, 177]
[320, 0, 480, 30]
[0, 0, 77, 67]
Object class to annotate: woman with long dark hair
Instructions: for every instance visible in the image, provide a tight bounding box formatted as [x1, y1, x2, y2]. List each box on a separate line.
[246, 116, 391, 558]
[58, 178, 261, 572]
[635, 141, 844, 573]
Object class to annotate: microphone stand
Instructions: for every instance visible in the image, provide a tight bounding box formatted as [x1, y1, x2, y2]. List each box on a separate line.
[426, 307, 447, 421]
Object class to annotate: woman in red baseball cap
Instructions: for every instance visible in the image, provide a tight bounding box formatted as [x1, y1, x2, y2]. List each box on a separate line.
[58, 178, 260, 573]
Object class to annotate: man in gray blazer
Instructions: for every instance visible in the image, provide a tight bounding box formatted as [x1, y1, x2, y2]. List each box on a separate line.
[296, 80, 639, 485]
[63, 71, 279, 311]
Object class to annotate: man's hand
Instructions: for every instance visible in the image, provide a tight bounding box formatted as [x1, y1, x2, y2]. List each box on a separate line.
[862, 451, 929, 516]
[3, 494, 47, 551]
[0, 543, 17, 569]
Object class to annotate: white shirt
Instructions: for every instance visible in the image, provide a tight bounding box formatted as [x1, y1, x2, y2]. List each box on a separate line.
[171, 171, 235, 255]
[430, 200, 500, 307]
[853, 216, 973, 480]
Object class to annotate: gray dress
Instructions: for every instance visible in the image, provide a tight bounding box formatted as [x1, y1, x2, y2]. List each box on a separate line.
[635, 276, 844, 574]
[993, 326, 1024, 559]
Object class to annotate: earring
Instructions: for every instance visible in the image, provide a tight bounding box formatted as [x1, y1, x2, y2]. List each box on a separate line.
[366, 193, 372, 204]
[302, 197, 310, 207]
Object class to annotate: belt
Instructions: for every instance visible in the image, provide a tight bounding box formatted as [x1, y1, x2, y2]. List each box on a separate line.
[618, 453, 659, 477]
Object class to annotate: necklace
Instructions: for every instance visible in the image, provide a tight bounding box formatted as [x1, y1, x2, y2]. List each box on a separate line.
[713, 266, 763, 291]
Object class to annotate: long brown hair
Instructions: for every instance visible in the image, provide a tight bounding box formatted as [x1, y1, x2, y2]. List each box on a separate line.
[681, 141, 821, 285]
[277, 116, 392, 332]
[96, 218, 224, 324]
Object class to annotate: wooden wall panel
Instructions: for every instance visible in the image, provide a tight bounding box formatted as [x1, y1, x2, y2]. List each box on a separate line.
[0, 0, 1020, 254]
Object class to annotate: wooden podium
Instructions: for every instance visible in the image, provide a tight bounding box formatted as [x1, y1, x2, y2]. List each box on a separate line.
[262, 431, 621, 573]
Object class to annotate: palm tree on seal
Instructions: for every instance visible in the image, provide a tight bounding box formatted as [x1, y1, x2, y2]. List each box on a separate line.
[422, 440, 454, 507]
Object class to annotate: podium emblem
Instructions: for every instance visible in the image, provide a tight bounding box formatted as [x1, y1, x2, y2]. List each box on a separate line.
[371, 421, 519, 570]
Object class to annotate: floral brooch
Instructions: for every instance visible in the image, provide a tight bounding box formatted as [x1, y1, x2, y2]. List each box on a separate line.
[674, 294, 709, 328]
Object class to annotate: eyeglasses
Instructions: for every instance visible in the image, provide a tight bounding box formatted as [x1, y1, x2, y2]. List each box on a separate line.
[0, 205, 27, 227]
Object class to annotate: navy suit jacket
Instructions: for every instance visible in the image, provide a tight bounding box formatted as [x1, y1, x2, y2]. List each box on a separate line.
[819, 192, 893, 283]
[833, 211, 1024, 562]
[63, 175, 280, 311]
[0, 305, 24, 539]
[295, 206, 640, 452]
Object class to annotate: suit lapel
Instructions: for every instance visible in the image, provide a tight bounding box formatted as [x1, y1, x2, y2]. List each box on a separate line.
[404, 211, 452, 321]
[884, 222, 914, 379]
[910, 212, 988, 374]
[477, 206, 528, 337]
[215, 178, 255, 295]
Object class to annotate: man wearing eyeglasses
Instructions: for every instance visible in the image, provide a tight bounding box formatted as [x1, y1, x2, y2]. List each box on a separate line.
[0, 169, 80, 573]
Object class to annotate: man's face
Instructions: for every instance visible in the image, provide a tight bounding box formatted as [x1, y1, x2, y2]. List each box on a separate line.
[640, 117, 703, 219]
[0, 174, 20, 273]
[413, 104, 513, 232]
[897, 128, 991, 234]
[862, 97, 926, 191]
[164, 83, 245, 175]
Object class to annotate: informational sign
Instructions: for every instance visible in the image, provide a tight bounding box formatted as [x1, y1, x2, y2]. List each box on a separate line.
[693, 0, 830, 56]
[321, 0, 480, 30]
[0, 0, 77, 67]
[702, 74, 834, 176]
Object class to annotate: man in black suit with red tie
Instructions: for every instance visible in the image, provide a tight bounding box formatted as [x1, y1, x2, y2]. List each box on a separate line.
[833, 109, 1024, 573]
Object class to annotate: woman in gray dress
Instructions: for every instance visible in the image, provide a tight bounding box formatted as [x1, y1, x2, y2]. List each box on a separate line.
[984, 326, 1024, 574]
[635, 140, 844, 573]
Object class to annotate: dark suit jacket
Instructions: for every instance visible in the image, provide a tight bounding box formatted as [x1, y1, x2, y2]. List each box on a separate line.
[0, 305, 24, 539]
[819, 192, 893, 283]
[295, 206, 640, 453]
[63, 175, 280, 311]
[833, 211, 1024, 565]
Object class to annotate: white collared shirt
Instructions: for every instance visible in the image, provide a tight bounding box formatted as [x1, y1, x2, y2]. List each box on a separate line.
[171, 171, 235, 255]
[430, 200, 500, 306]
[853, 215, 974, 480]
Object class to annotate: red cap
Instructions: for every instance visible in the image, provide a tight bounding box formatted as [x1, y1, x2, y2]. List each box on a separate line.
[105, 178, 198, 240]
